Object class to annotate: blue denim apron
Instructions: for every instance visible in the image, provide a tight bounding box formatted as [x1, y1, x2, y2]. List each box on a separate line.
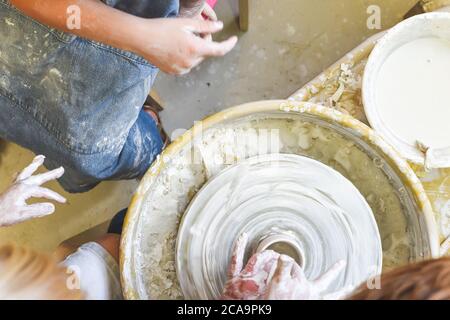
[0, 0, 179, 192]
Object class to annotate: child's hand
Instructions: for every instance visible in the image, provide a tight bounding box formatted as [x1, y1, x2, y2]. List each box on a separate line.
[0, 155, 66, 227]
[222, 233, 280, 300]
[263, 257, 346, 300]
[137, 18, 237, 75]
[221, 233, 347, 300]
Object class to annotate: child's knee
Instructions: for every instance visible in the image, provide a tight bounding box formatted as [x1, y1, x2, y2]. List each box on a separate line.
[95, 234, 121, 262]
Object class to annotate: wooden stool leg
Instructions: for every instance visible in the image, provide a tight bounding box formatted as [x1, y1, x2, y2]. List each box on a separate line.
[239, 0, 249, 32]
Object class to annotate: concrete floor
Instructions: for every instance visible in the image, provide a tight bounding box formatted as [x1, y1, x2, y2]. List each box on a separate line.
[0, 142, 137, 252]
[157, 0, 417, 136]
[0, 0, 417, 252]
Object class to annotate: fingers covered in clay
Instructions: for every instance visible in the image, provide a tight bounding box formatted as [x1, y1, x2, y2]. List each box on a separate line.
[224, 231, 347, 300]
[229, 233, 248, 277]
[263, 255, 303, 300]
[15, 155, 64, 186]
[27, 186, 66, 204]
[23, 167, 65, 186]
[20, 202, 56, 217]
[291, 258, 306, 279]
[313, 260, 346, 293]
[223, 235, 282, 300]
[0, 156, 66, 227]
[15, 155, 45, 182]
[273, 256, 294, 282]
[242, 250, 280, 276]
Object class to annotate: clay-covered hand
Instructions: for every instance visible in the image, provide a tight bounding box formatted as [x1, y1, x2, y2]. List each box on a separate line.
[221, 233, 281, 300]
[222, 233, 347, 300]
[0, 155, 66, 227]
[263, 256, 346, 300]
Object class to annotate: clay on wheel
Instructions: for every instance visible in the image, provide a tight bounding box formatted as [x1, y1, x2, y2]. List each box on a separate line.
[176, 154, 383, 299]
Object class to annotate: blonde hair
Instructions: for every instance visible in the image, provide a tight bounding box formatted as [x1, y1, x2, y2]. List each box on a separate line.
[0, 244, 83, 300]
[350, 257, 450, 300]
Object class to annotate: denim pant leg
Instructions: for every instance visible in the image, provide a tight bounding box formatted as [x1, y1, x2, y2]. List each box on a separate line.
[0, 1, 177, 193]
[44, 110, 163, 193]
[108, 208, 128, 234]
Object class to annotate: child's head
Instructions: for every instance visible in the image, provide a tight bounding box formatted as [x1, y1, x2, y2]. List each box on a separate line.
[0, 244, 82, 300]
[350, 257, 450, 300]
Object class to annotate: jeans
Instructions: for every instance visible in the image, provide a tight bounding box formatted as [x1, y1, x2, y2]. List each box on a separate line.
[0, 0, 179, 192]
[107, 208, 128, 235]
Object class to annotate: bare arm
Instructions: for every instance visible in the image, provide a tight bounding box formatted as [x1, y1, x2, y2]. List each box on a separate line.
[10, 0, 237, 74]
[10, 0, 144, 56]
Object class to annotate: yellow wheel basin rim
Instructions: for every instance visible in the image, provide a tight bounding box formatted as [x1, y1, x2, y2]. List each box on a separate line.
[120, 100, 440, 300]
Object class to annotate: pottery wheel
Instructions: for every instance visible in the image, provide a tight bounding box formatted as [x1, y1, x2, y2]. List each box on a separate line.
[176, 154, 383, 299]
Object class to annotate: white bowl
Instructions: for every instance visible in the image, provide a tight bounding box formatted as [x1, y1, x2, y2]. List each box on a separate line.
[363, 12, 450, 166]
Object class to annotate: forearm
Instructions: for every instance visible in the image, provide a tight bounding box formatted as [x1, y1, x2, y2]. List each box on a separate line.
[10, 0, 148, 55]
[10, 0, 237, 75]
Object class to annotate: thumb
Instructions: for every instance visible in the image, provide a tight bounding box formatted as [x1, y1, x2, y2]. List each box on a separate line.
[20, 203, 55, 217]
[272, 256, 294, 283]
[12, 203, 55, 225]
[198, 36, 238, 57]
[313, 260, 346, 293]
[228, 233, 248, 278]
[185, 19, 224, 34]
